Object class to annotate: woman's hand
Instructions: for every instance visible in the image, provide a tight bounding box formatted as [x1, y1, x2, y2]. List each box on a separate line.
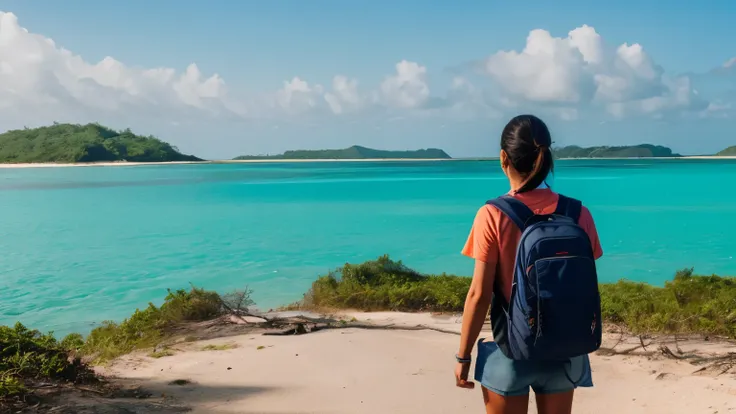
[454, 361, 475, 389]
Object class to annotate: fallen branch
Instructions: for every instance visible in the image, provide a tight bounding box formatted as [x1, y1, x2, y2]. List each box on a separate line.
[259, 319, 460, 337]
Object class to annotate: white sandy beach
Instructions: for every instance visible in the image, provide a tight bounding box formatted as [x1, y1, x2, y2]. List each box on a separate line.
[0, 161, 206, 168]
[1, 155, 735, 169]
[0, 159, 457, 168]
[100, 312, 736, 414]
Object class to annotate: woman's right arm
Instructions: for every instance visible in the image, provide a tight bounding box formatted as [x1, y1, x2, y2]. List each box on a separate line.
[457, 258, 495, 359]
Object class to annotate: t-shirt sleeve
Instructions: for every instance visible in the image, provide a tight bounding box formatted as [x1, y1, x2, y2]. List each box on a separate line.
[579, 206, 603, 260]
[461, 206, 500, 264]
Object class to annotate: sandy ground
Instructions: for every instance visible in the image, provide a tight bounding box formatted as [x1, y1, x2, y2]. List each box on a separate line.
[100, 312, 736, 414]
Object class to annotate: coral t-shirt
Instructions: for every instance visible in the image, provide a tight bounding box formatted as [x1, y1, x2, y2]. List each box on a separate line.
[461, 189, 603, 302]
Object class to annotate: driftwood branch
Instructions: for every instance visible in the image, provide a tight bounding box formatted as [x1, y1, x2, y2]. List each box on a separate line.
[260, 319, 460, 337]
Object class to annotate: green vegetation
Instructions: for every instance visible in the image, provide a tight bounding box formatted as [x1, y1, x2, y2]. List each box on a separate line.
[553, 144, 679, 159]
[716, 146, 736, 156]
[1, 286, 230, 401]
[600, 268, 736, 338]
[299, 255, 469, 312]
[1, 286, 248, 403]
[234, 145, 451, 160]
[0, 323, 96, 399]
[82, 287, 222, 362]
[295, 256, 736, 338]
[200, 343, 238, 351]
[0, 123, 202, 163]
[149, 348, 175, 358]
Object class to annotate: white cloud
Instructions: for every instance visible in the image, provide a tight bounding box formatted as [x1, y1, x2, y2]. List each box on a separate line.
[482, 24, 704, 118]
[379, 60, 430, 109]
[274, 77, 325, 114]
[0, 11, 236, 124]
[324, 75, 361, 114]
[0, 10, 725, 130]
[0, 10, 436, 124]
[484, 26, 599, 103]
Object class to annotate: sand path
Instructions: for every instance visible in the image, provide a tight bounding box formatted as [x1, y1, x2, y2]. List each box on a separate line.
[99, 313, 736, 413]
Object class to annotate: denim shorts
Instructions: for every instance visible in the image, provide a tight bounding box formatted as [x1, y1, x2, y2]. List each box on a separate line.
[474, 339, 593, 397]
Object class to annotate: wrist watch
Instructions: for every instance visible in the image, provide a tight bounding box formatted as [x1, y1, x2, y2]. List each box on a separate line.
[455, 354, 472, 363]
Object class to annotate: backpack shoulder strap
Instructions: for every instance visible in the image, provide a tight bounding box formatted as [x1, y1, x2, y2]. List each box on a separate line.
[486, 195, 535, 231]
[554, 194, 583, 224]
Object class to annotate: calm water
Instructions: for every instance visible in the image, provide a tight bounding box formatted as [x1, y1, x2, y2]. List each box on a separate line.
[1, 159, 736, 335]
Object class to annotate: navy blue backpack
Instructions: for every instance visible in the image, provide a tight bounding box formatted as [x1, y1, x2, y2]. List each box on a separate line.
[486, 194, 602, 361]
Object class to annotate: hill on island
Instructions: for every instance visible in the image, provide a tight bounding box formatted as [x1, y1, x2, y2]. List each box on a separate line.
[716, 146, 736, 156]
[234, 145, 451, 160]
[553, 144, 680, 159]
[0, 123, 202, 163]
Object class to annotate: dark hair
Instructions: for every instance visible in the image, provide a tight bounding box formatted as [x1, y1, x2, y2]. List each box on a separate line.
[500, 114, 554, 194]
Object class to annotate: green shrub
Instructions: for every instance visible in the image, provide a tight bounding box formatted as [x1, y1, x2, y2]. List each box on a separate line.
[0, 285, 244, 402]
[60, 333, 85, 350]
[298, 256, 736, 339]
[300, 255, 471, 312]
[0, 323, 95, 398]
[601, 268, 736, 337]
[82, 286, 223, 362]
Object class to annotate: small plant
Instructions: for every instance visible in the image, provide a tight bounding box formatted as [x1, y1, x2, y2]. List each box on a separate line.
[0, 372, 25, 398]
[149, 348, 175, 359]
[220, 286, 256, 314]
[60, 333, 85, 350]
[200, 343, 238, 351]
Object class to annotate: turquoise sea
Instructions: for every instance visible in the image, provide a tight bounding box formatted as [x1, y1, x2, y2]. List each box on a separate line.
[1, 159, 736, 335]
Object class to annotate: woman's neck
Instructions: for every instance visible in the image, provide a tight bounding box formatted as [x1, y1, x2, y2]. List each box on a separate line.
[507, 172, 526, 193]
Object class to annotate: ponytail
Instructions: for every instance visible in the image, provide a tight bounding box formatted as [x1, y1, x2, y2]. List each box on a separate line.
[515, 146, 552, 193]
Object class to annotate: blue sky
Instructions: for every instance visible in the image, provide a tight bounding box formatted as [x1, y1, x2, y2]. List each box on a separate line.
[0, 0, 734, 158]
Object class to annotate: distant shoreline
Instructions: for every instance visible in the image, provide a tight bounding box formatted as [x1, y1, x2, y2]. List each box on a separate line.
[0, 159, 460, 169]
[0, 161, 206, 169]
[1, 155, 735, 169]
[558, 155, 736, 160]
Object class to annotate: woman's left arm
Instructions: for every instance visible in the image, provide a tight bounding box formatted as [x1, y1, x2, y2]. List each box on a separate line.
[455, 258, 495, 389]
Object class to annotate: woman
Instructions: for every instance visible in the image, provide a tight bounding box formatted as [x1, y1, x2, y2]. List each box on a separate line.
[454, 114, 603, 414]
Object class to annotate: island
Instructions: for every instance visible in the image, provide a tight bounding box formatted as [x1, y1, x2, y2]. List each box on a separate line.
[234, 145, 451, 160]
[553, 144, 680, 159]
[716, 146, 736, 156]
[0, 123, 202, 164]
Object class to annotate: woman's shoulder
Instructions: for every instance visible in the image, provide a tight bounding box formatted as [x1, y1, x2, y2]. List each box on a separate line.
[578, 204, 596, 223]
